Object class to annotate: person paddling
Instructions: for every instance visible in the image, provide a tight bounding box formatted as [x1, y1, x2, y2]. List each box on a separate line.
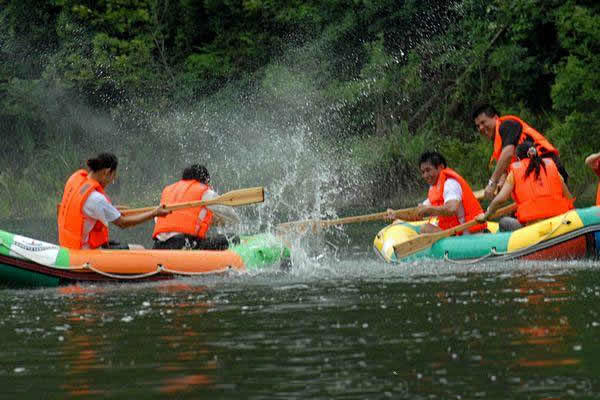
[476, 141, 574, 231]
[585, 152, 600, 206]
[387, 151, 486, 235]
[152, 164, 240, 250]
[472, 103, 568, 200]
[58, 153, 170, 250]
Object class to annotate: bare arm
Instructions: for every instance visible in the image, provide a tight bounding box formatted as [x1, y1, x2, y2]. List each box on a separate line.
[560, 176, 574, 201]
[484, 175, 514, 218]
[585, 152, 600, 169]
[112, 206, 170, 229]
[485, 145, 515, 200]
[418, 199, 460, 218]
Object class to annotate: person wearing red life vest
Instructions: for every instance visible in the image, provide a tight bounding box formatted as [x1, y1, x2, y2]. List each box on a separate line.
[57, 153, 170, 250]
[387, 151, 486, 235]
[585, 152, 600, 206]
[472, 103, 568, 201]
[152, 164, 241, 250]
[476, 141, 574, 231]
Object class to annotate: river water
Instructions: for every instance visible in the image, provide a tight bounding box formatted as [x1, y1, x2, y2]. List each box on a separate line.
[0, 220, 599, 399]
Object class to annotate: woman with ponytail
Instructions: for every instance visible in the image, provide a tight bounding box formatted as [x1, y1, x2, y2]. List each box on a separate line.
[476, 141, 574, 231]
[57, 153, 170, 249]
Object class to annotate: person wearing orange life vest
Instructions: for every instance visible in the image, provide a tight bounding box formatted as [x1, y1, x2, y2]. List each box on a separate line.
[585, 152, 600, 206]
[152, 164, 241, 250]
[387, 151, 487, 235]
[57, 153, 171, 250]
[472, 103, 568, 200]
[476, 141, 574, 231]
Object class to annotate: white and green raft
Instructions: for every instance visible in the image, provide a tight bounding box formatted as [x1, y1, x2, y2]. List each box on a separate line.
[0, 229, 291, 288]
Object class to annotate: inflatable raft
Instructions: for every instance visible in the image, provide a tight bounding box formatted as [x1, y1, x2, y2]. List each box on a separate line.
[374, 206, 600, 263]
[0, 229, 290, 288]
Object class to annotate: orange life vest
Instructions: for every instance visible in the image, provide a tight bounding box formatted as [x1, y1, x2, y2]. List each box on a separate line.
[427, 168, 486, 233]
[490, 115, 558, 165]
[511, 158, 574, 223]
[152, 180, 214, 239]
[58, 169, 111, 249]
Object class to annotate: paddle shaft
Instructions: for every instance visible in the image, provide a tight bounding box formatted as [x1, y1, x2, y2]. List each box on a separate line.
[393, 203, 517, 259]
[277, 207, 420, 231]
[277, 188, 486, 232]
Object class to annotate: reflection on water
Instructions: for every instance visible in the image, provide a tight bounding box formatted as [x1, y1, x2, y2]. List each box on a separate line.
[0, 259, 599, 399]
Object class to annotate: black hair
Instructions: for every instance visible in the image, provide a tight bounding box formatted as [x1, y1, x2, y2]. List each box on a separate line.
[182, 164, 210, 184]
[86, 153, 118, 172]
[471, 103, 499, 120]
[419, 151, 447, 169]
[516, 141, 546, 180]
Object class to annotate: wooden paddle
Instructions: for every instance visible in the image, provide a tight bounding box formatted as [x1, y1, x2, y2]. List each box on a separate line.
[393, 203, 517, 259]
[120, 187, 264, 216]
[277, 188, 485, 233]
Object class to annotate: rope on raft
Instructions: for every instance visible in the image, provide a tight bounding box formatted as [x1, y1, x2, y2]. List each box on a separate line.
[0, 239, 235, 279]
[443, 214, 573, 264]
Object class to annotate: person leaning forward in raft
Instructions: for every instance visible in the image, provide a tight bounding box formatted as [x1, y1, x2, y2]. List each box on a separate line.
[152, 164, 241, 250]
[58, 153, 171, 250]
[585, 152, 600, 206]
[472, 103, 568, 200]
[386, 151, 487, 235]
[476, 141, 574, 231]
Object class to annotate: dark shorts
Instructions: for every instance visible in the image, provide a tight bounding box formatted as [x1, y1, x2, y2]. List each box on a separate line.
[101, 240, 130, 250]
[152, 234, 240, 251]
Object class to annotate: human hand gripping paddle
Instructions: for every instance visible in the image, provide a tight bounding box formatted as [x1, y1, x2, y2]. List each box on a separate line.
[276, 188, 486, 233]
[393, 202, 517, 259]
[120, 187, 264, 216]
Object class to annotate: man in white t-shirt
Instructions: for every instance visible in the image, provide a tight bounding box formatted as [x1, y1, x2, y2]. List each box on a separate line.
[420, 178, 466, 225]
[387, 151, 486, 235]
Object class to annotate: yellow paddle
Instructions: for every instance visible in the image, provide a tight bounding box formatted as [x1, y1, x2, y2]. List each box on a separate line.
[393, 203, 517, 259]
[276, 188, 485, 233]
[120, 187, 264, 216]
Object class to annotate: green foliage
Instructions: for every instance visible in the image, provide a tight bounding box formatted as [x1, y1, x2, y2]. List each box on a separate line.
[1, 0, 600, 217]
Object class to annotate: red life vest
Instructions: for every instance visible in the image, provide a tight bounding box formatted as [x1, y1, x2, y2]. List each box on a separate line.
[490, 115, 558, 165]
[511, 158, 574, 223]
[57, 169, 110, 249]
[427, 168, 486, 233]
[152, 180, 213, 239]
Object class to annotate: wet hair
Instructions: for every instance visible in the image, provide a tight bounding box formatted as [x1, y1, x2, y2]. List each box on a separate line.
[419, 151, 447, 169]
[182, 164, 210, 184]
[86, 153, 118, 172]
[471, 103, 499, 120]
[516, 141, 546, 180]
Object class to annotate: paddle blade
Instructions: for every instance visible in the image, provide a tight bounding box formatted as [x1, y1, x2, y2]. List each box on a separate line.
[121, 187, 265, 216]
[206, 187, 264, 207]
[393, 231, 447, 259]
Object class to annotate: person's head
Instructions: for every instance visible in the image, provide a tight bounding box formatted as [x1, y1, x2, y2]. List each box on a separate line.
[182, 164, 210, 184]
[419, 151, 447, 186]
[516, 141, 545, 180]
[472, 103, 499, 140]
[86, 153, 118, 187]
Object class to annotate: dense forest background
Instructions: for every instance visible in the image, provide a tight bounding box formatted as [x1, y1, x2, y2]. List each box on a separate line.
[1, 0, 599, 221]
